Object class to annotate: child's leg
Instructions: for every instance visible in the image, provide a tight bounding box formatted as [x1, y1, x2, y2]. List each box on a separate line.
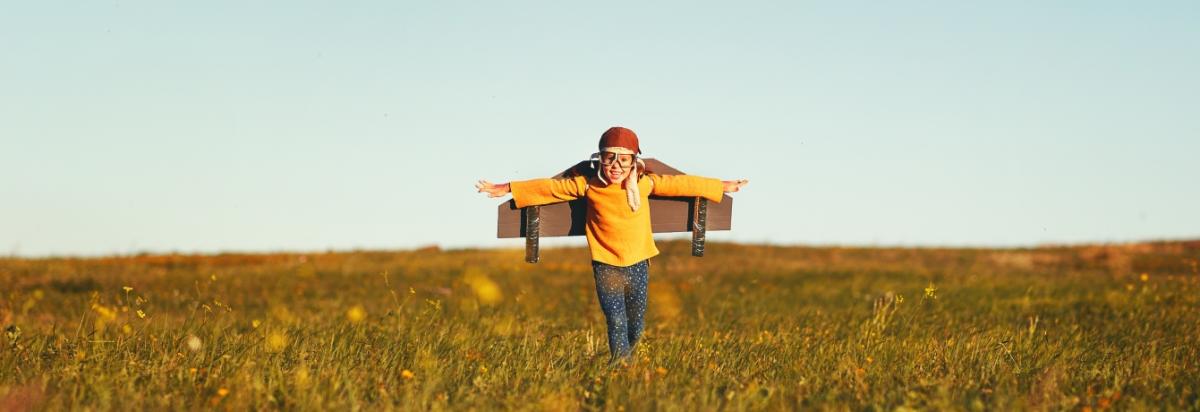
[591, 261, 631, 360]
[623, 260, 650, 352]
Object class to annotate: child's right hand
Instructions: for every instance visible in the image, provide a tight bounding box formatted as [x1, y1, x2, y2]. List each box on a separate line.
[475, 180, 511, 198]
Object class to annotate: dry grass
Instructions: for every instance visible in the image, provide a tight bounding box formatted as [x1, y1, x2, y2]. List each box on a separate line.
[1, 240, 1198, 410]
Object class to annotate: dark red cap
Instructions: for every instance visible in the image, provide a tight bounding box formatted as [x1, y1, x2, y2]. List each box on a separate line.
[598, 126, 641, 154]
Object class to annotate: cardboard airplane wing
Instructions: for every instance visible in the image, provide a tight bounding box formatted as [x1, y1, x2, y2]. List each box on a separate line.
[497, 158, 733, 263]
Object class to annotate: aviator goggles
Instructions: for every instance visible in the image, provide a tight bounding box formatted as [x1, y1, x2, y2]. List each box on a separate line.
[592, 151, 636, 168]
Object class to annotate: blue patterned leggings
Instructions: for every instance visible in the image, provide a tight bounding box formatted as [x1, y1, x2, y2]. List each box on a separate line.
[591, 259, 650, 361]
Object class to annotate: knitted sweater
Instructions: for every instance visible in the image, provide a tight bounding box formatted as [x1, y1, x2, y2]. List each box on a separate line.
[510, 174, 724, 267]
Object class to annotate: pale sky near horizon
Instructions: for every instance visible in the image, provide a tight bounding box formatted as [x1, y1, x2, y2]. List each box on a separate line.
[2, 1, 1198, 257]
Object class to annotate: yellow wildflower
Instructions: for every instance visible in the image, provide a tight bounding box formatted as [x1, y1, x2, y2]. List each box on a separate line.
[295, 367, 311, 388]
[93, 305, 118, 321]
[266, 332, 288, 353]
[462, 268, 502, 305]
[346, 306, 367, 323]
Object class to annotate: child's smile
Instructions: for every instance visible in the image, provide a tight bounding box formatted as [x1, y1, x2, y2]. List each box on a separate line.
[606, 164, 628, 183]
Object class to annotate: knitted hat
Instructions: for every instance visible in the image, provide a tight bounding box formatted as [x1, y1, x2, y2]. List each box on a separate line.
[596, 126, 646, 212]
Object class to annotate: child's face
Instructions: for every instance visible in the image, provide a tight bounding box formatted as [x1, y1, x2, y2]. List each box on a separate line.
[600, 151, 634, 184]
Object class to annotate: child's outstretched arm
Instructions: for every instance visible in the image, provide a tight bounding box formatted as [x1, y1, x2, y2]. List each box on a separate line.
[649, 175, 749, 202]
[475, 180, 511, 198]
[475, 176, 589, 208]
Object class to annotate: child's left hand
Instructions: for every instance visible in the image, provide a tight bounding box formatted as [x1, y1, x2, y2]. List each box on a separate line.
[722, 179, 749, 193]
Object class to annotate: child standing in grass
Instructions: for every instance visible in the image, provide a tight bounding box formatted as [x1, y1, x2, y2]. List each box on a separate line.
[475, 126, 748, 365]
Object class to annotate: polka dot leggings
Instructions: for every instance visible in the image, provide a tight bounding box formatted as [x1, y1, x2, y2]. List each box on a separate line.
[591, 259, 649, 362]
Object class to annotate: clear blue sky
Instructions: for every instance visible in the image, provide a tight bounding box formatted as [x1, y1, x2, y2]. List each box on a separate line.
[2, 1, 1197, 257]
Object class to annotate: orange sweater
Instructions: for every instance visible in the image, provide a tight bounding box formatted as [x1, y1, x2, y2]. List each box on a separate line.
[511, 174, 724, 266]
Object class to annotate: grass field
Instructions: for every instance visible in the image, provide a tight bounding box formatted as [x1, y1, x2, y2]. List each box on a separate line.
[1, 240, 1198, 411]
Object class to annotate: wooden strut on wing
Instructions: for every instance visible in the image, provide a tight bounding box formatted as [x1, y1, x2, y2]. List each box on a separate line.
[525, 206, 540, 263]
[498, 158, 732, 263]
[692, 197, 707, 257]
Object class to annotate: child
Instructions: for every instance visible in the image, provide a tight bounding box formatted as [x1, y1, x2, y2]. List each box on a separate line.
[475, 126, 748, 364]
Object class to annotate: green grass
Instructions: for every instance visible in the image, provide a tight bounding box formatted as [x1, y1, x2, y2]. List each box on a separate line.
[1, 240, 1198, 410]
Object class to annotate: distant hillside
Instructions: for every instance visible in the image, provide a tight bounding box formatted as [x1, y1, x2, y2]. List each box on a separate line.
[3, 239, 1195, 280]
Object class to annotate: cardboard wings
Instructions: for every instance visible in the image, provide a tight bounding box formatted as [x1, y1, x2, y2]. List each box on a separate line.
[497, 158, 733, 262]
